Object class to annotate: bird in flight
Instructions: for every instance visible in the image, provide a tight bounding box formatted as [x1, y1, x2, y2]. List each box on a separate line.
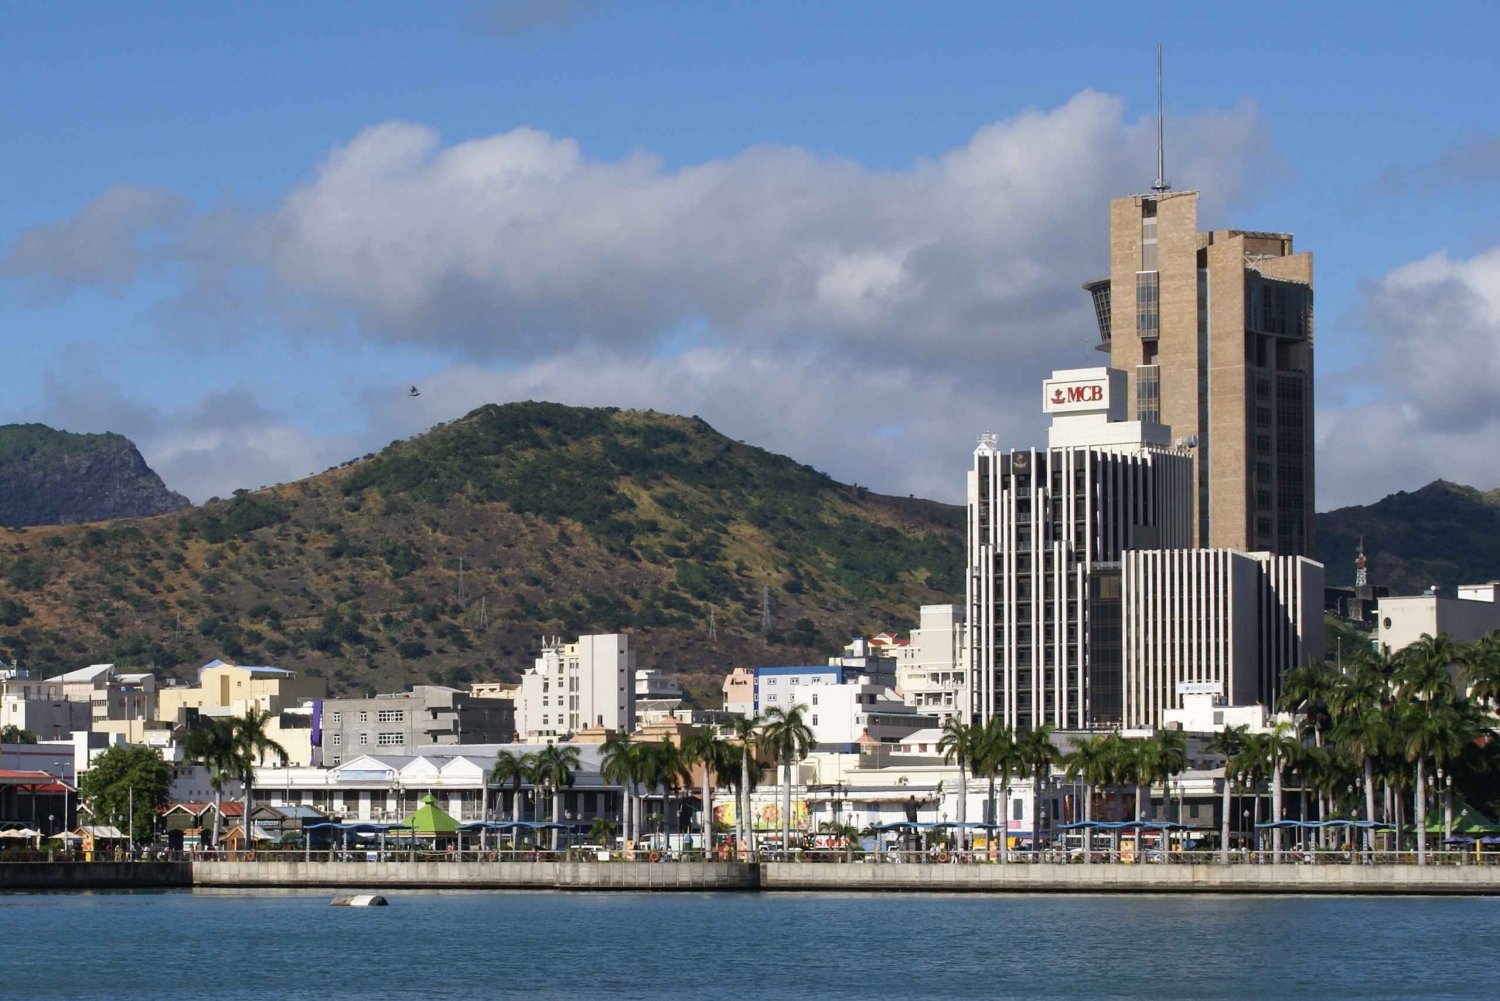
[408, 386, 421, 397]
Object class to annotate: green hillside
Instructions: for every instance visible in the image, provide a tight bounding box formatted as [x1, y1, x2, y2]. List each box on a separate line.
[0, 403, 963, 699]
[1317, 480, 1500, 593]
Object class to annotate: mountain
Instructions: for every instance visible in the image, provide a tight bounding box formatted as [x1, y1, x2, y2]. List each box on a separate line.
[0, 403, 962, 700]
[0, 424, 190, 527]
[1317, 480, 1500, 593]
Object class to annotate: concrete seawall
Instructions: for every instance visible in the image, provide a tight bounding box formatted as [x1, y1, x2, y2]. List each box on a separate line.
[191, 860, 757, 891]
[761, 862, 1500, 896]
[6, 861, 1500, 895]
[0, 862, 190, 891]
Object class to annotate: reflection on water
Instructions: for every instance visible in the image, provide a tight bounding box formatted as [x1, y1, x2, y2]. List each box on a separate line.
[1, 890, 1496, 999]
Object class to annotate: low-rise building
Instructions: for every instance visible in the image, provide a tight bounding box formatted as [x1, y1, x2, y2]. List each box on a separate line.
[317, 686, 514, 764]
[1377, 583, 1500, 654]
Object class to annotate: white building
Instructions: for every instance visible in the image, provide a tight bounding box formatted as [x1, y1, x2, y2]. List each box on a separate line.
[1119, 549, 1323, 728]
[515, 634, 634, 742]
[634, 669, 681, 699]
[891, 604, 968, 719]
[967, 367, 1194, 730]
[753, 665, 927, 752]
[1377, 583, 1500, 655]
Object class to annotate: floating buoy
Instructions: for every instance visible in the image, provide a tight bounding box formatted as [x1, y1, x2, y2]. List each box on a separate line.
[331, 894, 388, 907]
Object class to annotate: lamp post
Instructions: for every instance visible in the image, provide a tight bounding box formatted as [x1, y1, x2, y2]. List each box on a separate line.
[1243, 809, 1252, 855]
[54, 763, 70, 837]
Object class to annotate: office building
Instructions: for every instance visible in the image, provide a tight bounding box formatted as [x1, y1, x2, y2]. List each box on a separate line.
[967, 367, 1194, 730]
[1085, 188, 1315, 556]
[1117, 548, 1323, 728]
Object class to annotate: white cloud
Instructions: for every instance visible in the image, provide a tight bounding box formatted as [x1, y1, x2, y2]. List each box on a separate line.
[3, 93, 1279, 504]
[1319, 246, 1500, 508]
[2, 184, 187, 297]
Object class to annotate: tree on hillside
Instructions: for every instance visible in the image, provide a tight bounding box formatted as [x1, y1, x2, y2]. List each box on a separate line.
[78, 745, 171, 843]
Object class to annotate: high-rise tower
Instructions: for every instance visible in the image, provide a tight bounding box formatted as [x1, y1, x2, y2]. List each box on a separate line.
[1083, 59, 1315, 557]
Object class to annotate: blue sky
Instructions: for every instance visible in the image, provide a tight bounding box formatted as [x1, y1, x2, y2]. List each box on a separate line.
[4, 1, 1499, 511]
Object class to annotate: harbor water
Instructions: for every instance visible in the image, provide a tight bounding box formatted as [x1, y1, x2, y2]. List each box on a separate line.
[2, 889, 1497, 999]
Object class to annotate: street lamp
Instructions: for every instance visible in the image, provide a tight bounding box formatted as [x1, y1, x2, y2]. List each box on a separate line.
[1243, 809, 1251, 853]
[53, 762, 69, 835]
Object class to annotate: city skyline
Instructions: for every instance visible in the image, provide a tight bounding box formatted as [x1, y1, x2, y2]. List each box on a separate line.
[2, 3, 1499, 511]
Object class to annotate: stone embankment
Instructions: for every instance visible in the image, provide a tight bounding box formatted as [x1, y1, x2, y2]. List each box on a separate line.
[5, 861, 1500, 895]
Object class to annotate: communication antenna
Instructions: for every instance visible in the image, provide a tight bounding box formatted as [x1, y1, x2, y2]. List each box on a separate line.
[457, 555, 465, 604]
[760, 585, 772, 635]
[1152, 43, 1171, 193]
[708, 608, 718, 644]
[1354, 536, 1369, 589]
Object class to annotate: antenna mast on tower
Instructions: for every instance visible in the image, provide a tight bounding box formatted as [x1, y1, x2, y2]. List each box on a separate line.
[1152, 43, 1170, 193]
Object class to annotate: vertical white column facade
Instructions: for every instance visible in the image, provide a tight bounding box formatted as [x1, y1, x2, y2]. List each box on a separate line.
[1120, 550, 1324, 728]
[967, 401, 1193, 731]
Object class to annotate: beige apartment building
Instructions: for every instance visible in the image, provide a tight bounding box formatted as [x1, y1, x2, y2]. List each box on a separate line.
[1085, 188, 1315, 557]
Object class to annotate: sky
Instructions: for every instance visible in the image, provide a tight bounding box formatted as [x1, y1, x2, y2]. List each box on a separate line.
[3, 1, 1500, 512]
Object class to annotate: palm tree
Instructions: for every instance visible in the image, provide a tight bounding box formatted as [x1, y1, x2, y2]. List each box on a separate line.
[182, 719, 237, 849]
[600, 734, 642, 847]
[536, 744, 581, 851]
[1018, 724, 1058, 854]
[937, 717, 982, 853]
[490, 750, 527, 823]
[1331, 705, 1385, 852]
[1235, 731, 1271, 850]
[1062, 734, 1114, 864]
[1459, 631, 1500, 711]
[588, 816, 617, 848]
[682, 730, 736, 857]
[758, 705, 815, 858]
[229, 708, 288, 851]
[1150, 729, 1189, 825]
[1280, 664, 1334, 748]
[973, 718, 1022, 863]
[1205, 725, 1248, 863]
[727, 715, 761, 858]
[1263, 721, 1302, 862]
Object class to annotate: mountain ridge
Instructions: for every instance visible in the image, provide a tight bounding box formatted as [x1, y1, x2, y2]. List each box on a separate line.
[0, 423, 190, 527]
[0, 402, 962, 701]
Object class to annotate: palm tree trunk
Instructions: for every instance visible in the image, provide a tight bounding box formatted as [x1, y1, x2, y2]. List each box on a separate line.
[212, 786, 223, 850]
[740, 748, 751, 859]
[957, 763, 967, 854]
[1082, 781, 1092, 865]
[1220, 770, 1232, 865]
[552, 787, 562, 852]
[781, 757, 791, 859]
[243, 774, 252, 858]
[1033, 772, 1043, 858]
[1272, 764, 1284, 863]
[1415, 757, 1428, 866]
[702, 768, 713, 859]
[1444, 782, 1453, 844]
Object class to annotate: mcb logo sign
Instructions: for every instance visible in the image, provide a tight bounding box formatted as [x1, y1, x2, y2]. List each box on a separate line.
[1042, 376, 1111, 413]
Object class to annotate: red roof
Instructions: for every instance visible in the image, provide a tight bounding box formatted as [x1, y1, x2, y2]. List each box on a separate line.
[0, 769, 67, 792]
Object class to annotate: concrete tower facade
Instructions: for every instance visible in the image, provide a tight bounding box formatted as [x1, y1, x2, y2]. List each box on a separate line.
[1085, 189, 1315, 557]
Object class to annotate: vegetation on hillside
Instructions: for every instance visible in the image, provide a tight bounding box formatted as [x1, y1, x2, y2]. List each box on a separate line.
[0, 403, 963, 696]
[1317, 480, 1500, 593]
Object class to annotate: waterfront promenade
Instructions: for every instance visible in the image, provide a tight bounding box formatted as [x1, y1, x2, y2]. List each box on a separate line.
[6, 858, 1500, 895]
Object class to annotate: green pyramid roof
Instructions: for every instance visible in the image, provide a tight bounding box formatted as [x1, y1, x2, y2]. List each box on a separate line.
[1423, 802, 1499, 834]
[403, 793, 459, 835]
